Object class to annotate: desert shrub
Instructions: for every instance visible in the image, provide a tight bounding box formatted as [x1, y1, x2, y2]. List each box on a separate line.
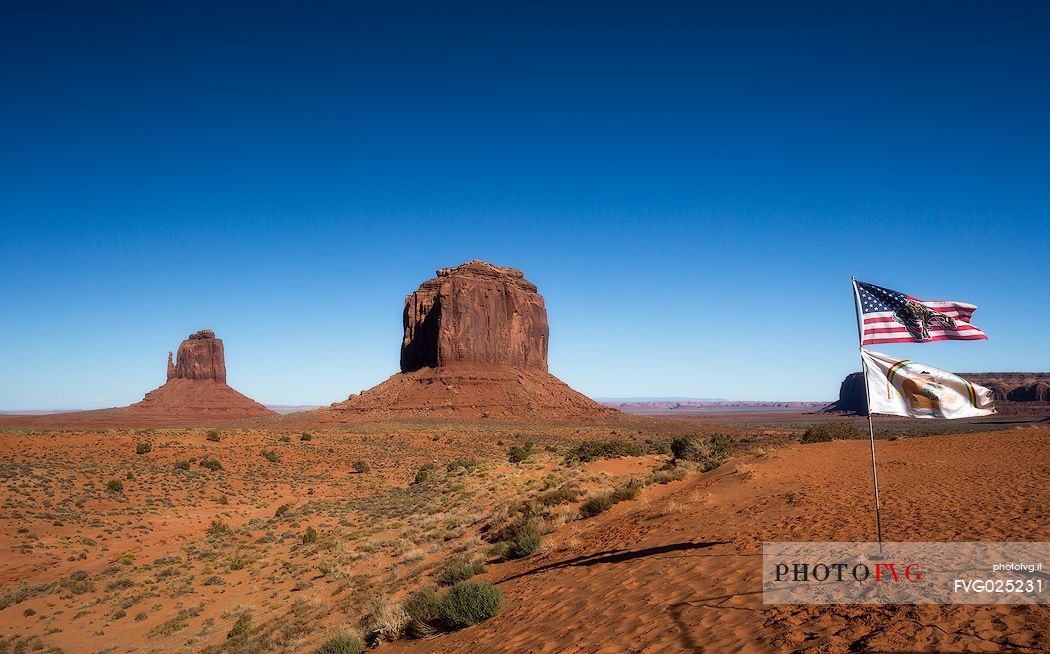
[437, 582, 503, 629]
[261, 449, 280, 463]
[199, 456, 223, 471]
[302, 526, 319, 545]
[314, 632, 364, 654]
[61, 571, 95, 595]
[578, 493, 614, 518]
[275, 503, 293, 517]
[536, 485, 582, 507]
[437, 558, 486, 586]
[446, 457, 482, 472]
[106, 479, 124, 493]
[671, 434, 736, 470]
[362, 597, 410, 645]
[174, 460, 190, 471]
[135, 442, 152, 455]
[300, 432, 313, 441]
[801, 422, 862, 443]
[413, 463, 438, 484]
[610, 479, 643, 502]
[206, 429, 221, 442]
[352, 460, 370, 473]
[507, 441, 533, 463]
[207, 520, 232, 540]
[227, 613, 251, 639]
[646, 467, 688, 485]
[504, 520, 542, 559]
[403, 586, 440, 624]
[580, 480, 643, 518]
[563, 439, 644, 464]
[279, 435, 291, 443]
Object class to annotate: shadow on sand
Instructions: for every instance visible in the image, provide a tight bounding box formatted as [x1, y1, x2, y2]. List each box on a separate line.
[497, 540, 727, 584]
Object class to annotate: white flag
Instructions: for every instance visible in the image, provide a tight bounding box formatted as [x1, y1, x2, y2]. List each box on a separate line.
[860, 349, 995, 419]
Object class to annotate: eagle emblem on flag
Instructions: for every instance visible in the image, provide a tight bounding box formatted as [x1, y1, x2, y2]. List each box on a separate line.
[893, 299, 957, 341]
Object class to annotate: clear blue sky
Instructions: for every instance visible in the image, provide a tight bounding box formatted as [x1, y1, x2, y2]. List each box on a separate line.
[2, 2, 1048, 410]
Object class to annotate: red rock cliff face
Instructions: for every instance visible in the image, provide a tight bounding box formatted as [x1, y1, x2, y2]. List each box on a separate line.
[167, 329, 227, 383]
[401, 260, 549, 373]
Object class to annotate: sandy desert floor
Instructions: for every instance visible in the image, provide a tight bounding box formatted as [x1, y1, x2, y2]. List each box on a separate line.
[0, 419, 1046, 653]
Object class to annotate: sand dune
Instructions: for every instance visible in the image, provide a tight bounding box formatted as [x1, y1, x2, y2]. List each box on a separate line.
[383, 429, 1049, 653]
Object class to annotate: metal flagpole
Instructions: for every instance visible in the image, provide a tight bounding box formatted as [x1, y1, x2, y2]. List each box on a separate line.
[851, 276, 884, 554]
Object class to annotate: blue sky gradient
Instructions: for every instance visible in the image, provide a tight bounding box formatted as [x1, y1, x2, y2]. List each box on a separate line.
[2, 2, 1048, 409]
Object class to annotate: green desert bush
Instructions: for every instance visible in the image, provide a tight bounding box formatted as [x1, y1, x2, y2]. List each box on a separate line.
[227, 613, 251, 639]
[413, 462, 438, 484]
[206, 430, 221, 442]
[302, 526, 319, 544]
[106, 479, 124, 492]
[300, 432, 313, 441]
[671, 434, 736, 470]
[174, 460, 190, 471]
[563, 439, 644, 464]
[437, 582, 503, 629]
[801, 422, 862, 443]
[261, 449, 281, 463]
[352, 460, 370, 473]
[446, 457, 482, 472]
[403, 586, 440, 637]
[314, 632, 364, 654]
[437, 558, 486, 586]
[504, 519, 542, 559]
[135, 442, 152, 455]
[536, 485, 583, 507]
[275, 502, 293, 517]
[207, 520, 232, 540]
[579, 480, 644, 518]
[199, 456, 223, 471]
[507, 441, 533, 463]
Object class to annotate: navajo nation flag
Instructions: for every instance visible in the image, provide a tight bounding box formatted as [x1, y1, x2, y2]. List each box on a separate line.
[855, 280, 988, 345]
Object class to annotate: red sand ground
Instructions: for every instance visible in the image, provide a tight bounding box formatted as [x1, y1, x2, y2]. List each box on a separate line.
[384, 428, 1049, 654]
[0, 422, 1045, 653]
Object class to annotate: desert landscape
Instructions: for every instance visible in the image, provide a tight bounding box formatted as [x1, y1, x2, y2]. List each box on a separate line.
[4, 3, 1049, 652]
[1, 261, 1047, 654]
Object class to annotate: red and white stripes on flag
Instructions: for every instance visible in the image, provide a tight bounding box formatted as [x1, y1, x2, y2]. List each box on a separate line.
[863, 301, 985, 344]
[854, 280, 988, 345]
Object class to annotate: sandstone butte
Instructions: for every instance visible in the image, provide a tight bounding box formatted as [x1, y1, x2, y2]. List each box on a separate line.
[320, 260, 616, 421]
[0, 330, 274, 428]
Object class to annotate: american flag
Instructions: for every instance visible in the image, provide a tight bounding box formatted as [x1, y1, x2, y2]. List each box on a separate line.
[855, 280, 988, 345]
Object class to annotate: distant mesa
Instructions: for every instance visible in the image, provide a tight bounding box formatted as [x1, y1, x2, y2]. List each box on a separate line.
[401, 260, 548, 373]
[825, 371, 1050, 415]
[0, 329, 273, 428]
[128, 329, 273, 421]
[323, 260, 614, 421]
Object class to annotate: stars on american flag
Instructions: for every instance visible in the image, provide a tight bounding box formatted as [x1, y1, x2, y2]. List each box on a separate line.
[856, 281, 908, 314]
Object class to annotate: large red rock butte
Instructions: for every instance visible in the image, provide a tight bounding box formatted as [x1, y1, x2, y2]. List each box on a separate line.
[401, 260, 549, 373]
[325, 260, 614, 421]
[167, 329, 226, 382]
[0, 329, 274, 428]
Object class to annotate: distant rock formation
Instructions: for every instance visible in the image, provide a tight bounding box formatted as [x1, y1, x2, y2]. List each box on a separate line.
[1007, 382, 1050, 403]
[825, 371, 1050, 415]
[1, 329, 274, 428]
[129, 329, 268, 420]
[167, 329, 227, 382]
[325, 260, 614, 421]
[401, 260, 548, 372]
